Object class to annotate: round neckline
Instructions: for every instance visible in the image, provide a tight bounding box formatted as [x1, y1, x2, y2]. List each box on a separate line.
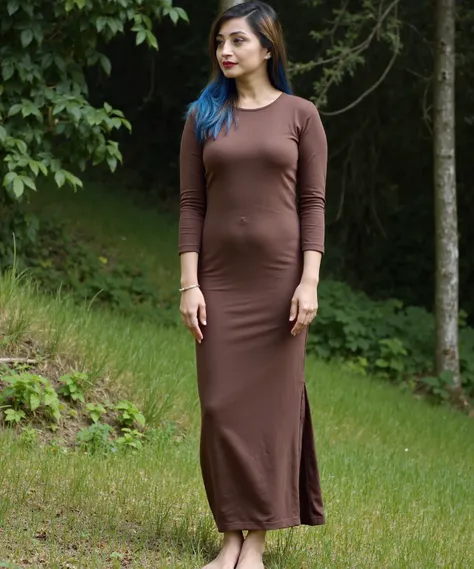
[236, 92, 285, 112]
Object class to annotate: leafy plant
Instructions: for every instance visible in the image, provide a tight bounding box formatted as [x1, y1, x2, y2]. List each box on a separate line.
[420, 371, 456, 403]
[18, 425, 41, 446]
[85, 402, 107, 424]
[76, 422, 114, 454]
[115, 427, 145, 451]
[309, 281, 474, 404]
[115, 400, 146, 428]
[0, 0, 188, 270]
[0, 372, 61, 421]
[2, 407, 26, 425]
[25, 217, 178, 324]
[58, 371, 89, 403]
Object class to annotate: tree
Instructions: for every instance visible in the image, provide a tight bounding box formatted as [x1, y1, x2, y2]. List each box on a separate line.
[0, 0, 188, 269]
[433, 0, 460, 388]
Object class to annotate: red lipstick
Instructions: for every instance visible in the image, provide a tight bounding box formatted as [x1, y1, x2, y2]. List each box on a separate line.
[223, 61, 237, 69]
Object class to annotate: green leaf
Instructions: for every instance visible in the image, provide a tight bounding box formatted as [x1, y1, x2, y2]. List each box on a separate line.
[175, 7, 189, 22]
[96, 16, 107, 32]
[28, 160, 39, 176]
[64, 171, 83, 189]
[67, 104, 81, 122]
[15, 139, 27, 153]
[7, 0, 20, 16]
[29, 393, 41, 411]
[146, 30, 158, 50]
[55, 170, 66, 188]
[136, 30, 147, 45]
[169, 8, 179, 25]
[21, 29, 34, 48]
[8, 104, 22, 117]
[121, 118, 132, 132]
[3, 171, 17, 186]
[53, 102, 67, 115]
[100, 54, 111, 75]
[107, 155, 117, 172]
[2, 63, 14, 81]
[44, 392, 57, 406]
[0, 126, 6, 142]
[12, 176, 24, 198]
[37, 162, 48, 176]
[21, 176, 36, 191]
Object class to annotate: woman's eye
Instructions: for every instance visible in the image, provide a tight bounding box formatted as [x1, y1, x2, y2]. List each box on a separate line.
[233, 38, 244, 44]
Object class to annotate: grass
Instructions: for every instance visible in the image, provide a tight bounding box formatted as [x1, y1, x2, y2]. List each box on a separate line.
[0, 183, 473, 568]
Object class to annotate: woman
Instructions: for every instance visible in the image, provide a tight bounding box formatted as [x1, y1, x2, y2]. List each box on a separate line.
[178, 2, 327, 568]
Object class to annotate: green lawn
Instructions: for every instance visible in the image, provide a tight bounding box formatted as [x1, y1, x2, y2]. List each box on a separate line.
[0, 183, 472, 568]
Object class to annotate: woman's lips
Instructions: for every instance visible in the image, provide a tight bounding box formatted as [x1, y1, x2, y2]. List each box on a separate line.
[223, 62, 237, 68]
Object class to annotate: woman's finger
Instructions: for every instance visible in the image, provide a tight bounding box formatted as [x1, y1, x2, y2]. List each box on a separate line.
[188, 314, 203, 343]
[199, 302, 207, 326]
[291, 305, 307, 335]
[289, 297, 298, 322]
[303, 307, 317, 327]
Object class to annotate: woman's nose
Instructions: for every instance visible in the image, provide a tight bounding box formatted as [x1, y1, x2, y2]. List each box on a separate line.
[221, 41, 233, 56]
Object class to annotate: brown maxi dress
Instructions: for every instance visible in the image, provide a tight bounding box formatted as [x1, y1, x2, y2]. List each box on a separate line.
[178, 92, 327, 532]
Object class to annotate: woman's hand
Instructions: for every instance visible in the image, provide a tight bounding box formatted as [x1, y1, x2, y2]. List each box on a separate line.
[289, 281, 318, 336]
[180, 287, 207, 344]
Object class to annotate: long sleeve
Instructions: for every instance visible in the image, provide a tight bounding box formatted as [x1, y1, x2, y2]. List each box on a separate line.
[297, 105, 327, 254]
[178, 113, 206, 254]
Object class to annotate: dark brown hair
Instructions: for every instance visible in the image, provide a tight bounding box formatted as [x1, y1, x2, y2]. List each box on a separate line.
[208, 1, 291, 92]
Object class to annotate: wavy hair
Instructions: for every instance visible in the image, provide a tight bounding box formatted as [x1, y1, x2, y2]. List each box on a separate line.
[188, 1, 292, 143]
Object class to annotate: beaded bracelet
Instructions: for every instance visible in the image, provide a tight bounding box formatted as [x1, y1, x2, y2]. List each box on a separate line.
[179, 284, 200, 293]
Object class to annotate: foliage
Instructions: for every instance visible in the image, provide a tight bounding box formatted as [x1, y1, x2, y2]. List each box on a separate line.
[0, 371, 62, 421]
[115, 427, 145, 451]
[292, 0, 402, 109]
[25, 216, 177, 323]
[58, 370, 89, 403]
[0, 0, 188, 269]
[18, 425, 40, 446]
[76, 422, 115, 454]
[310, 281, 474, 403]
[0, 0, 188, 198]
[85, 402, 108, 423]
[115, 400, 146, 428]
[0, 362, 154, 452]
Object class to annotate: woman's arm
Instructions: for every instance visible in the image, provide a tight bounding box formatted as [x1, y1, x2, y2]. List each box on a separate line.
[290, 105, 328, 335]
[179, 113, 206, 255]
[178, 114, 207, 342]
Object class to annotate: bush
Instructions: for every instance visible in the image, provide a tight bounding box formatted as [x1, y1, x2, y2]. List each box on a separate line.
[25, 216, 178, 324]
[310, 281, 474, 402]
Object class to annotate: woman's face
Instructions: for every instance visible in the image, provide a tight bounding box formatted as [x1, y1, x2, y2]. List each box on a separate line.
[216, 17, 270, 79]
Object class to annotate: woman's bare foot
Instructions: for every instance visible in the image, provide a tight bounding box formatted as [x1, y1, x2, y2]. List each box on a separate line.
[236, 530, 266, 569]
[202, 531, 244, 569]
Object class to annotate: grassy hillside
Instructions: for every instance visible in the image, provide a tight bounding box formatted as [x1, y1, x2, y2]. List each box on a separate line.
[0, 185, 473, 568]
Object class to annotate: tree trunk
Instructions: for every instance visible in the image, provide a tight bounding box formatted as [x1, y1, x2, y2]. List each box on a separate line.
[433, 0, 460, 388]
[220, 0, 246, 12]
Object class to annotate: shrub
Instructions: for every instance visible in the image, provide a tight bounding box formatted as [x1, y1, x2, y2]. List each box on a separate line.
[310, 281, 474, 402]
[76, 423, 115, 455]
[0, 371, 61, 422]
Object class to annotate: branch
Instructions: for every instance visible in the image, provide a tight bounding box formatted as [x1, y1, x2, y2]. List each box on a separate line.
[319, 34, 400, 117]
[309, 0, 401, 69]
[0, 358, 37, 365]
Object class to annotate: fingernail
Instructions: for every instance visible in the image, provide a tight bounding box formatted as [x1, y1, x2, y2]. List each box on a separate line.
[203, 320, 207, 325]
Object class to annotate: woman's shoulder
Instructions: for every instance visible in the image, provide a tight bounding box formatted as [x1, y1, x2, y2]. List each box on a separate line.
[281, 93, 320, 117]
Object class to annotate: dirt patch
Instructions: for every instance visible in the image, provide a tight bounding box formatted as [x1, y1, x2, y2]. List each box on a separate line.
[0, 336, 129, 448]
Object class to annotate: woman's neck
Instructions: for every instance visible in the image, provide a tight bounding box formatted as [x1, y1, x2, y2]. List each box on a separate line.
[235, 73, 281, 108]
